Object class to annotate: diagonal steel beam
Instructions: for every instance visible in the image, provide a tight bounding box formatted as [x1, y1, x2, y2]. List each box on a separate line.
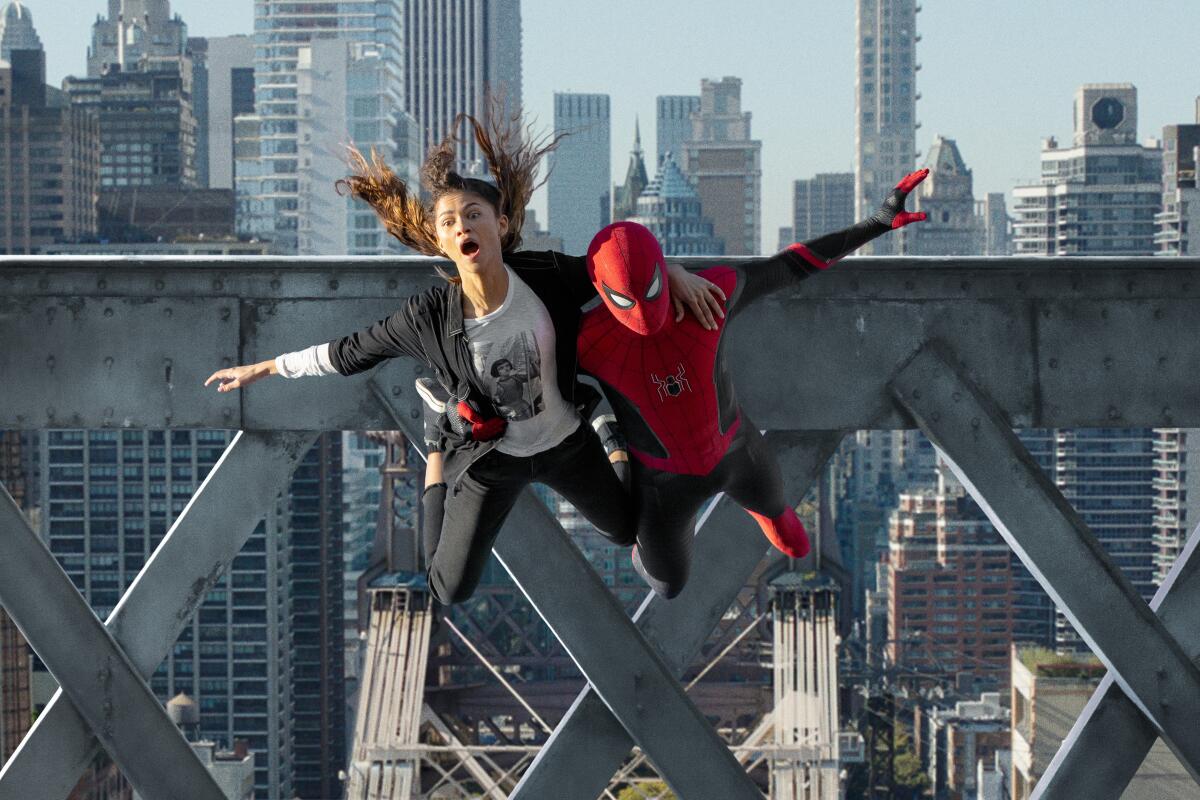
[511, 432, 843, 799]
[0, 484, 227, 800]
[493, 490, 766, 800]
[0, 430, 319, 800]
[889, 341, 1200, 784]
[1032, 520, 1200, 799]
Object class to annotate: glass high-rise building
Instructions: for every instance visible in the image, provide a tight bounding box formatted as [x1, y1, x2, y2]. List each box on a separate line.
[655, 94, 699, 169]
[548, 92, 610, 254]
[240, 0, 403, 253]
[39, 430, 345, 798]
[296, 38, 419, 256]
[854, 0, 919, 255]
[1013, 85, 1162, 257]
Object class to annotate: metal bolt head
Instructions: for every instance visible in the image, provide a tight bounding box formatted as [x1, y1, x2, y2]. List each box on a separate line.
[103, 307, 114, 317]
[329, 279, 339, 290]
[387, 279, 398, 291]
[392, 385, 402, 396]
[1048, 358, 1058, 369]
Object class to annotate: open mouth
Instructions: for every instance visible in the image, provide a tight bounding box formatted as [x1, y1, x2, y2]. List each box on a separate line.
[461, 240, 480, 257]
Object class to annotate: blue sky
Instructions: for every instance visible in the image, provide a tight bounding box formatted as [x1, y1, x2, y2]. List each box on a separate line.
[29, 0, 1199, 250]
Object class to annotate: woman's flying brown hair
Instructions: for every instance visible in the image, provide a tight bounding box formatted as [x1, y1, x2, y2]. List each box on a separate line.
[337, 100, 565, 264]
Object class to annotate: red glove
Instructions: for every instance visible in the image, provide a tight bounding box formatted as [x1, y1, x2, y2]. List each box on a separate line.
[887, 169, 929, 229]
[456, 401, 506, 442]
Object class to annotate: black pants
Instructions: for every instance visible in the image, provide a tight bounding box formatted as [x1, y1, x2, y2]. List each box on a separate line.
[421, 419, 636, 605]
[632, 421, 786, 598]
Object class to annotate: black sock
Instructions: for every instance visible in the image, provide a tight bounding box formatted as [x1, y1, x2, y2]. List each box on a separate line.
[611, 458, 630, 491]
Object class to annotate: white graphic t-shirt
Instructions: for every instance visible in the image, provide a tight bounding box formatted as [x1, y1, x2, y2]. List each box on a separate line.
[463, 266, 580, 456]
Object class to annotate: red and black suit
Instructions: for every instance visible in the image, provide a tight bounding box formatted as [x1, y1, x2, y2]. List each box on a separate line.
[580, 170, 928, 598]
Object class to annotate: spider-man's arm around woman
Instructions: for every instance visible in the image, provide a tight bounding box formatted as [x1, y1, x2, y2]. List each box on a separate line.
[727, 168, 929, 317]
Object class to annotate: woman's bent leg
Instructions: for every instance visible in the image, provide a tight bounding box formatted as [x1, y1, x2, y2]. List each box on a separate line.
[427, 452, 527, 605]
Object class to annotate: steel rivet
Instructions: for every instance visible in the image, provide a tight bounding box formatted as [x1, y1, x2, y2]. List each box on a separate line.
[410, 409, 419, 419]
[46, 356, 55, 370]
[387, 279, 398, 290]
[164, 307, 173, 317]
[97, 279, 107, 290]
[271, 279, 281, 290]
[1048, 358, 1058, 369]
[329, 279, 339, 290]
[103, 307, 114, 317]
[104, 356, 114, 368]
[392, 385, 402, 396]
[971, 417, 980, 428]
[155, 279, 165, 291]
[213, 279, 224, 291]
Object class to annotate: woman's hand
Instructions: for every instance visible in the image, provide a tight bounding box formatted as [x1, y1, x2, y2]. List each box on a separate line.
[666, 262, 726, 330]
[204, 360, 276, 393]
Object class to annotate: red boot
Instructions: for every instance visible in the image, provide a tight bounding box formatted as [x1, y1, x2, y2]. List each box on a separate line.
[747, 508, 810, 559]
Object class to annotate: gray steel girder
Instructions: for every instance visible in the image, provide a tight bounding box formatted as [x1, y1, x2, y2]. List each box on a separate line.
[4, 258, 1200, 431]
[491, 491, 766, 800]
[890, 341, 1200, 787]
[0, 431, 319, 800]
[1032, 521, 1200, 799]
[0, 485, 226, 800]
[510, 432, 843, 800]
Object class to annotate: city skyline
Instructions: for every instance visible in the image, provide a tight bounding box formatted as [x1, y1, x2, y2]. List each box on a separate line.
[22, 0, 1199, 253]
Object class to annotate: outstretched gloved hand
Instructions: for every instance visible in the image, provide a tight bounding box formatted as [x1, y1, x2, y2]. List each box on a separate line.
[874, 168, 930, 229]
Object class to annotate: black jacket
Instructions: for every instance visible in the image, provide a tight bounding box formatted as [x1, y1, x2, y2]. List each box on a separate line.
[327, 249, 598, 491]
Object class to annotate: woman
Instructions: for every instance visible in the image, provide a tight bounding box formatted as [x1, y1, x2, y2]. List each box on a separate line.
[204, 112, 721, 605]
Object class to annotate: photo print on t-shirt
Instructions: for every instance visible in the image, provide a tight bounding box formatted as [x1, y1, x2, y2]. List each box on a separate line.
[475, 331, 545, 421]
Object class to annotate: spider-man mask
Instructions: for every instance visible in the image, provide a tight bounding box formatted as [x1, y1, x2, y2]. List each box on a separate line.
[586, 222, 669, 336]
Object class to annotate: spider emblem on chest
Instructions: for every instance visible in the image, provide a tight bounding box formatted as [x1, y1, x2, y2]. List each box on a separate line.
[651, 363, 692, 402]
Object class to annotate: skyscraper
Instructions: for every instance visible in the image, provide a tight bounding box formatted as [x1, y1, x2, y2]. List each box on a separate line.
[1054, 428, 1157, 652]
[295, 38, 420, 255]
[402, 0, 522, 167]
[628, 154, 723, 256]
[1151, 429, 1200, 586]
[1013, 85, 1162, 256]
[548, 92, 610, 254]
[287, 435, 345, 799]
[240, 0, 403, 253]
[907, 135, 984, 256]
[192, 34, 254, 190]
[792, 173, 854, 242]
[1155, 118, 1200, 256]
[0, 1, 40, 61]
[86, 0, 189, 76]
[39, 430, 345, 797]
[854, 0, 919, 255]
[656, 94, 699, 168]
[0, 49, 101, 253]
[681, 77, 762, 255]
[0, 431, 32, 764]
[64, 65, 200, 190]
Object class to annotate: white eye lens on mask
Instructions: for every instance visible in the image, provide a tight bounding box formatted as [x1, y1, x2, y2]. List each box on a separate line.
[645, 266, 662, 300]
[604, 284, 635, 309]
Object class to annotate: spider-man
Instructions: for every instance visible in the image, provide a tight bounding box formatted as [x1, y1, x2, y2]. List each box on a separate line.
[581, 169, 928, 597]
